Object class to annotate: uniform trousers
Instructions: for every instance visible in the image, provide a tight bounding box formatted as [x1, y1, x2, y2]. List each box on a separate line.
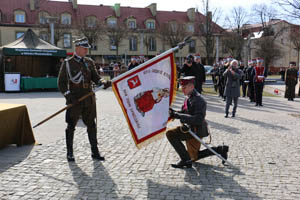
[254, 82, 264, 105]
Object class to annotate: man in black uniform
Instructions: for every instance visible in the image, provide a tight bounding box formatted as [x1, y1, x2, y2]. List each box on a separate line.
[58, 38, 111, 162]
[167, 76, 229, 168]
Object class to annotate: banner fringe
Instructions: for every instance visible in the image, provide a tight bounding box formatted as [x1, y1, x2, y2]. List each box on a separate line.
[136, 131, 166, 149]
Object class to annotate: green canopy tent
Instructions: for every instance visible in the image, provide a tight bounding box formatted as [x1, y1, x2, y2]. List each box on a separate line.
[0, 28, 66, 77]
[0, 29, 66, 91]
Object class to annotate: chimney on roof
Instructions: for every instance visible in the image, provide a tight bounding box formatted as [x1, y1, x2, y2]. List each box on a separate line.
[68, 0, 78, 9]
[187, 8, 195, 21]
[147, 3, 157, 17]
[29, 0, 36, 11]
[114, 3, 121, 17]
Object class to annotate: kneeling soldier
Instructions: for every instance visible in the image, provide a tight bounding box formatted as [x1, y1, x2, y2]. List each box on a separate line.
[167, 76, 229, 168]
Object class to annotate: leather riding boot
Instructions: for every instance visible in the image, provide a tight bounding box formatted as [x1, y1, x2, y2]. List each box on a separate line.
[197, 145, 229, 165]
[88, 129, 105, 161]
[66, 129, 75, 162]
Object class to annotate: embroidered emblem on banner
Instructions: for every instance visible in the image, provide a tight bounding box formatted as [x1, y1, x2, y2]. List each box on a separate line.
[128, 75, 141, 89]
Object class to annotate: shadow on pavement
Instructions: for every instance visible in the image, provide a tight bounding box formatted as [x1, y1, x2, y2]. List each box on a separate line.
[0, 145, 34, 174]
[207, 120, 241, 134]
[232, 116, 287, 131]
[147, 163, 261, 200]
[68, 161, 134, 200]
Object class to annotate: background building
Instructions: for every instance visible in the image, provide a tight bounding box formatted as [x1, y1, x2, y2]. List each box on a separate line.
[0, 0, 227, 67]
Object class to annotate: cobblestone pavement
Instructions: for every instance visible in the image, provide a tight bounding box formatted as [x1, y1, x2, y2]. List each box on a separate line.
[1, 89, 300, 200]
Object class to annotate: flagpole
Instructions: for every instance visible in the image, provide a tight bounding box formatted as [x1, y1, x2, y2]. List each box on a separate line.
[112, 36, 192, 83]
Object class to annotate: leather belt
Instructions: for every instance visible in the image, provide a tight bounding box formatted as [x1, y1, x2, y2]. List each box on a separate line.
[70, 83, 90, 89]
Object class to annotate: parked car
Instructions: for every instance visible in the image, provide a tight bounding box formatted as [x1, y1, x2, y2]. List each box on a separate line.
[204, 65, 213, 75]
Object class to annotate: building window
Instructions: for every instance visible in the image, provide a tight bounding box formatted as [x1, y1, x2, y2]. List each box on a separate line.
[189, 40, 196, 53]
[149, 37, 156, 51]
[14, 10, 26, 23]
[0, 11, 2, 22]
[61, 13, 71, 25]
[39, 32, 49, 42]
[128, 20, 136, 29]
[129, 37, 137, 51]
[110, 37, 117, 50]
[39, 11, 49, 24]
[171, 23, 177, 32]
[107, 18, 117, 27]
[146, 21, 155, 29]
[16, 31, 25, 39]
[63, 33, 71, 48]
[86, 16, 97, 28]
[187, 24, 194, 32]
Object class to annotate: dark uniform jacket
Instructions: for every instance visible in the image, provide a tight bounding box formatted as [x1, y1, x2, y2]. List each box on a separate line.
[177, 89, 209, 138]
[58, 55, 102, 105]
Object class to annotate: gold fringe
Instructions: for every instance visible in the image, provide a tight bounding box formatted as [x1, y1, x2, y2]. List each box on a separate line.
[136, 131, 166, 149]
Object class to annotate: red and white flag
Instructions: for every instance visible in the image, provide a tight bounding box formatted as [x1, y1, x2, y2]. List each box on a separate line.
[112, 52, 177, 148]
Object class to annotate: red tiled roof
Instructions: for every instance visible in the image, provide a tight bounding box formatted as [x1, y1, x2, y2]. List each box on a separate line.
[0, 0, 224, 32]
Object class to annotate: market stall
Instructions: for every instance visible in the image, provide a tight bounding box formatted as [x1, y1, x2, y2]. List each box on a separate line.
[0, 29, 66, 92]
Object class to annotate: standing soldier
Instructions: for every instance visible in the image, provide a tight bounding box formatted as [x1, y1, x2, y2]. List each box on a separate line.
[253, 58, 267, 106]
[58, 37, 111, 162]
[239, 61, 247, 97]
[284, 62, 298, 101]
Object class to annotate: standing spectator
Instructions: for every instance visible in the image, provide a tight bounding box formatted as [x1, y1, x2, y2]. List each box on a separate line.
[279, 68, 285, 81]
[247, 59, 256, 103]
[113, 63, 120, 78]
[194, 54, 206, 94]
[128, 57, 139, 71]
[179, 54, 202, 94]
[284, 62, 298, 101]
[253, 58, 267, 106]
[223, 60, 242, 118]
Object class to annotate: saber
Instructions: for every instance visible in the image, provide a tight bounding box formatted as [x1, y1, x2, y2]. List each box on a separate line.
[32, 86, 103, 129]
[187, 128, 236, 168]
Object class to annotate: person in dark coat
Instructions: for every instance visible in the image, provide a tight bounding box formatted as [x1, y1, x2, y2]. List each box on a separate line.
[223, 60, 242, 118]
[194, 54, 206, 93]
[167, 76, 229, 168]
[284, 62, 298, 101]
[128, 57, 139, 71]
[179, 54, 203, 94]
[247, 59, 256, 103]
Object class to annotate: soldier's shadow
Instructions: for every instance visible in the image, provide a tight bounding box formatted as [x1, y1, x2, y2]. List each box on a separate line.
[147, 163, 261, 200]
[68, 161, 133, 200]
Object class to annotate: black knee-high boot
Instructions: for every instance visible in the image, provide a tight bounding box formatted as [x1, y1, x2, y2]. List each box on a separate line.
[66, 129, 75, 161]
[197, 145, 229, 164]
[88, 127, 105, 161]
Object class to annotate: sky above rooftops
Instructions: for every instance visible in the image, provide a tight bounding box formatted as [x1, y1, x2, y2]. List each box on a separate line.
[51, 0, 284, 26]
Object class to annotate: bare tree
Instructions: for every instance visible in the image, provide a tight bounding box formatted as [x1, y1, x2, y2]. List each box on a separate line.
[251, 4, 287, 69]
[104, 23, 128, 58]
[289, 25, 300, 68]
[158, 22, 189, 48]
[222, 7, 249, 60]
[77, 19, 104, 55]
[196, 0, 223, 65]
[274, 0, 300, 20]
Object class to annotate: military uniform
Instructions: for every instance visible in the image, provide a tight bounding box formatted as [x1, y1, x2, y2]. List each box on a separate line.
[284, 65, 298, 101]
[252, 58, 267, 106]
[167, 76, 228, 168]
[58, 38, 108, 161]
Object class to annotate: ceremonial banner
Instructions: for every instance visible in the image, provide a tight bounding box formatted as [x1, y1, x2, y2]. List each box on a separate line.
[112, 53, 176, 148]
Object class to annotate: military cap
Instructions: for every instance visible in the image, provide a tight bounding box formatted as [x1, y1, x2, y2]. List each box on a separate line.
[74, 37, 91, 48]
[179, 76, 195, 86]
[194, 53, 201, 59]
[251, 59, 257, 64]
